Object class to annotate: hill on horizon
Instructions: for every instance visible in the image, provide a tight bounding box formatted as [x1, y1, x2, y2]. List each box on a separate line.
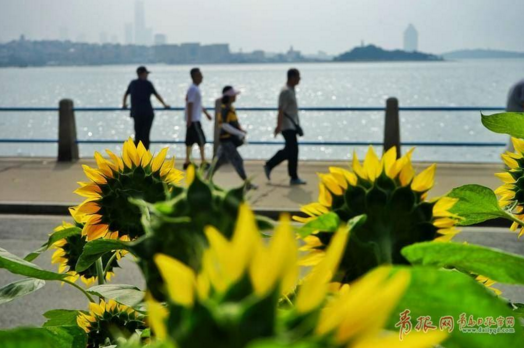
[334, 45, 442, 62]
[442, 49, 524, 59]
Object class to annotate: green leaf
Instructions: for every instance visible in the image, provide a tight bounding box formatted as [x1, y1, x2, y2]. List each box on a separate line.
[481, 112, 524, 138]
[0, 278, 45, 305]
[0, 326, 87, 348]
[298, 212, 340, 237]
[24, 227, 81, 262]
[0, 247, 67, 281]
[75, 239, 131, 272]
[87, 284, 144, 309]
[43, 309, 83, 327]
[402, 242, 524, 285]
[447, 184, 517, 226]
[388, 266, 524, 348]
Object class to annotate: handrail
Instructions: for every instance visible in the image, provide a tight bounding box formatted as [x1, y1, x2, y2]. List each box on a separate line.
[0, 100, 509, 161]
[0, 106, 506, 112]
[0, 139, 508, 147]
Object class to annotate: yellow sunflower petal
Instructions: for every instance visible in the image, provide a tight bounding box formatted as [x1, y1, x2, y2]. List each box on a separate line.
[352, 151, 368, 180]
[329, 167, 357, 186]
[318, 183, 333, 207]
[383, 146, 398, 177]
[512, 137, 524, 154]
[154, 254, 195, 307]
[296, 225, 349, 314]
[104, 149, 124, 172]
[82, 165, 107, 185]
[151, 148, 168, 172]
[502, 153, 519, 169]
[411, 164, 436, 192]
[363, 146, 382, 182]
[319, 174, 344, 195]
[147, 299, 168, 340]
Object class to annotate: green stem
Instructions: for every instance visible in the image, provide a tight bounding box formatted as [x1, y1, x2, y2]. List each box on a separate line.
[506, 212, 524, 228]
[63, 279, 95, 303]
[103, 252, 118, 278]
[95, 258, 105, 286]
[283, 294, 294, 308]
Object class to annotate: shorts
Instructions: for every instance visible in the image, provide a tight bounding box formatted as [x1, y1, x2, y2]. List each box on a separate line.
[185, 121, 206, 147]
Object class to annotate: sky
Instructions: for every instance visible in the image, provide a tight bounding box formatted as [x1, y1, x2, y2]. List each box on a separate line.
[0, 0, 522, 55]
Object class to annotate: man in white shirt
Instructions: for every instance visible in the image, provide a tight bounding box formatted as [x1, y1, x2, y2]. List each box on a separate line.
[184, 68, 213, 169]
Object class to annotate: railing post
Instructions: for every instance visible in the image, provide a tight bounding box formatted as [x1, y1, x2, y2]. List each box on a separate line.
[384, 97, 401, 158]
[213, 99, 221, 158]
[58, 99, 79, 162]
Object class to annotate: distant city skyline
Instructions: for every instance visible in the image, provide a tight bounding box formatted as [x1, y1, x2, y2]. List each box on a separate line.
[0, 0, 522, 54]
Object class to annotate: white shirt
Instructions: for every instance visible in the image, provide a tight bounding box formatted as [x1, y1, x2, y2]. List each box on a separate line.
[185, 84, 202, 122]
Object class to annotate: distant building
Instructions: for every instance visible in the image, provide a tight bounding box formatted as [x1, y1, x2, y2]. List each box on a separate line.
[251, 50, 265, 60]
[286, 46, 302, 61]
[134, 0, 152, 45]
[154, 34, 167, 46]
[125, 23, 134, 44]
[110, 35, 119, 44]
[201, 44, 230, 62]
[404, 24, 418, 52]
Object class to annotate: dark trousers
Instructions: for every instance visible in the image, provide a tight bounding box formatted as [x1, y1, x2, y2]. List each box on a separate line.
[266, 130, 298, 180]
[133, 116, 154, 150]
[214, 141, 247, 180]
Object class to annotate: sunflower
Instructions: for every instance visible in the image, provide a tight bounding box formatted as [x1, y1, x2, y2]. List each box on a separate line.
[495, 137, 524, 237]
[295, 146, 461, 283]
[134, 165, 262, 301]
[75, 139, 184, 241]
[147, 204, 446, 348]
[77, 299, 146, 348]
[51, 208, 125, 286]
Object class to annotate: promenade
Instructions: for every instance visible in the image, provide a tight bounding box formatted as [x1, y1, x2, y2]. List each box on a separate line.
[0, 157, 503, 214]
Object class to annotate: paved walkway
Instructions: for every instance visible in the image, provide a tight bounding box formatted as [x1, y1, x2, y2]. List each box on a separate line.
[0, 157, 503, 212]
[1, 215, 522, 328]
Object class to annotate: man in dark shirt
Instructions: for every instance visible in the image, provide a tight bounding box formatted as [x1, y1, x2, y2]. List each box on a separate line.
[122, 66, 170, 149]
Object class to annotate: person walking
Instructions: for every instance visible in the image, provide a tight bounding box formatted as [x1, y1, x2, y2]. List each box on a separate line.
[184, 68, 213, 170]
[505, 78, 524, 152]
[122, 66, 170, 150]
[211, 86, 257, 190]
[264, 68, 306, 185]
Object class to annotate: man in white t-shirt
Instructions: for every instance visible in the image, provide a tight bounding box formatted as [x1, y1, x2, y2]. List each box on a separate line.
[184, 68, 213, 169]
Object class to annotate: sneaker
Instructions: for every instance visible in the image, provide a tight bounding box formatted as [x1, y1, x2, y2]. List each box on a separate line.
[290, 178, 307, 185]
[201, 162, 211, 170]
[246, 183, 258, 191]
[263, 165, 271, 181]
[183, 162, 190, 170]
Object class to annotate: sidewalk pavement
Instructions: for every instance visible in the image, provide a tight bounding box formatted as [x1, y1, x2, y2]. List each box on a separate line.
[0, 157, 503, 214]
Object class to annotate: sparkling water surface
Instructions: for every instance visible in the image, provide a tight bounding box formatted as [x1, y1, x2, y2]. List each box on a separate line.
[0, 60, 522, 162]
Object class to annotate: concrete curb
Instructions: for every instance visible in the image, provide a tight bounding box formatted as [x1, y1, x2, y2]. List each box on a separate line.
[0, 202, 302, 221]
[0, 202, 512, 228]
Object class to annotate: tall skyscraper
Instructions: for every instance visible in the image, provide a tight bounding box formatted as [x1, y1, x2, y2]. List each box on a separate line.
[404, 24, 418, 52]
[125, 23, 134, 44]
[134, 0, 152, 45]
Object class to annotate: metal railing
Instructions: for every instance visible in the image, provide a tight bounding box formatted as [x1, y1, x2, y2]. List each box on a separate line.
[0, 99, 506, 161]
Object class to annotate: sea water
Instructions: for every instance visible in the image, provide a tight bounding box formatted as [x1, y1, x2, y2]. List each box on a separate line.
[0, 59, 522, 162]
